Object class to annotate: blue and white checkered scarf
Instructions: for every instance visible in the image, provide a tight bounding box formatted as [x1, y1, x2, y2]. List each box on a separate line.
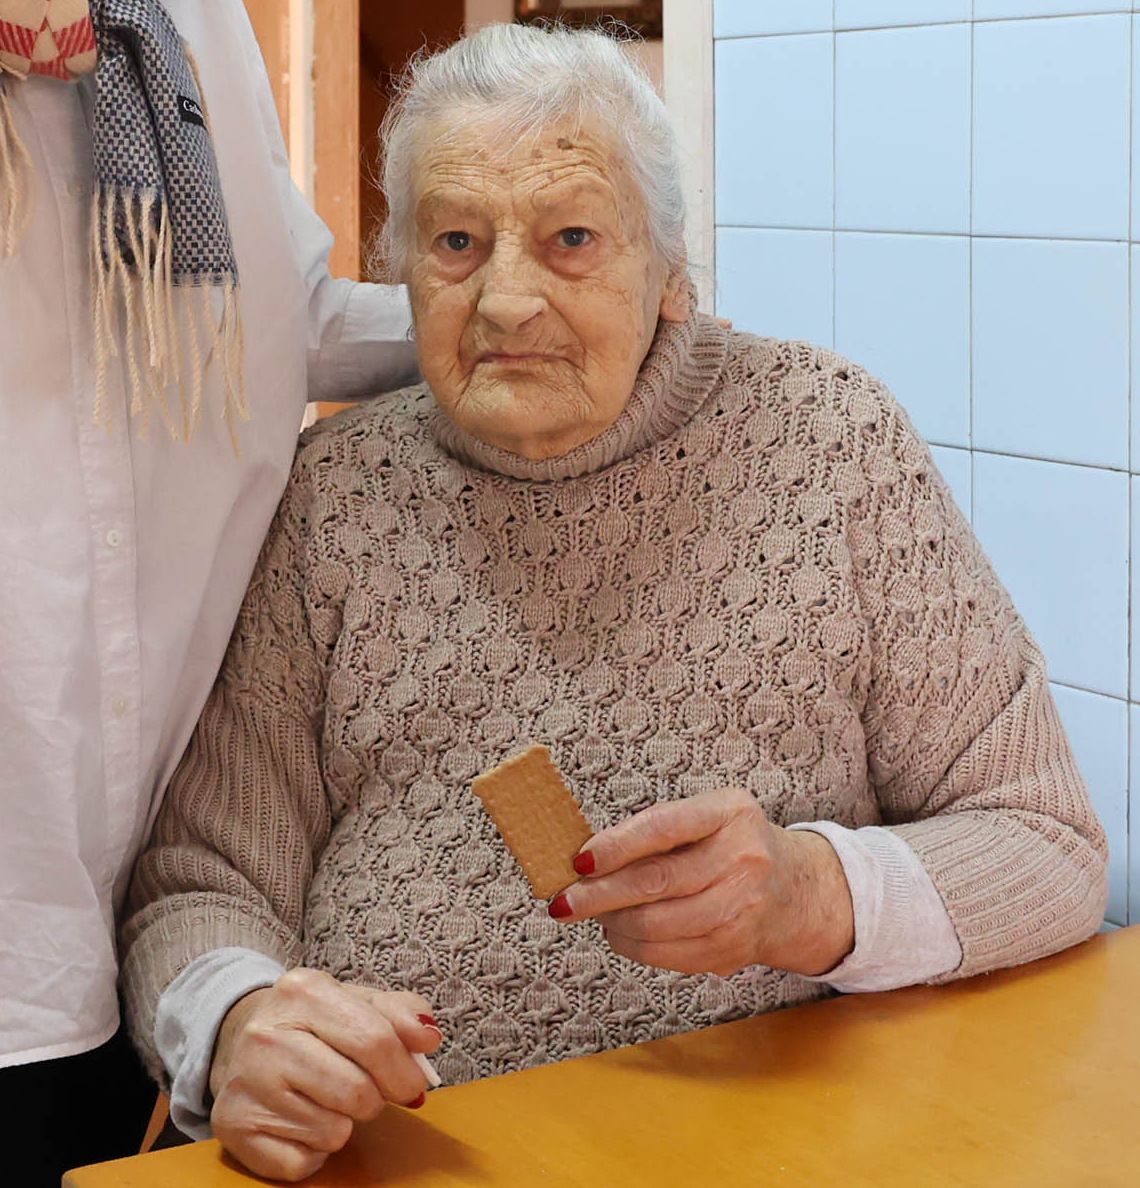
[0, 0, 247, 440]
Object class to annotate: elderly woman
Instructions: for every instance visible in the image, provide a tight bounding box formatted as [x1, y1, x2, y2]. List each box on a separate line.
[122, 21, 1107, 1183]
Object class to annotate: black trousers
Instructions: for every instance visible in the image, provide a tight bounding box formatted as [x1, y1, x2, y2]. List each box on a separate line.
[0, 1027, 156, 1188]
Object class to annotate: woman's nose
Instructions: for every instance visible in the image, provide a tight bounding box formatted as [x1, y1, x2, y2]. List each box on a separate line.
[476, 292, 548, 334]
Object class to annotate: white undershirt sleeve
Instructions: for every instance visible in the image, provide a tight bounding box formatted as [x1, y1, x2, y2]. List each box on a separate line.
[155, 947, 287, 1139]
[787, 821, 963, 992]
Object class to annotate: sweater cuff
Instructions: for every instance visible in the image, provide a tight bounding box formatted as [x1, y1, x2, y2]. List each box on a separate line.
[156, 948, 287, 1140]
[787, 822, 963, 992]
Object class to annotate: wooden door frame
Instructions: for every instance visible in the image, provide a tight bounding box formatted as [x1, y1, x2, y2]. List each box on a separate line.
[245, 0, 361, 281]
[313, 0, 361, 281]
[663, 0, 713, 314]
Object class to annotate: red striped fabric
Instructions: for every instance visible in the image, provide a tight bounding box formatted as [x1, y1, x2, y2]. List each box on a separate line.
[0, 18, 37, 59]
[30, 52, 69, 77]
[53, 14, 93, 59]
[1, 3, 95, 78]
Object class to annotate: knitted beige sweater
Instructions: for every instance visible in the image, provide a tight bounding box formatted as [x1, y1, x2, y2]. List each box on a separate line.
[122, 313, 1107, 1085]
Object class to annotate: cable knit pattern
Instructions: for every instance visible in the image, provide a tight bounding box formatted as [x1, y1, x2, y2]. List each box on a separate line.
[121, 312, 1108, 1085]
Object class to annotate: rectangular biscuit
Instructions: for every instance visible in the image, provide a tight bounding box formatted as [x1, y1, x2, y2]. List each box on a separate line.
[471, 745, 593, 900]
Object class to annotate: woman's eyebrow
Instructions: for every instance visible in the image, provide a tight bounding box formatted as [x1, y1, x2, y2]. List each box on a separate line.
[530, 175, 620, 216]
[415, 188, 488, 223]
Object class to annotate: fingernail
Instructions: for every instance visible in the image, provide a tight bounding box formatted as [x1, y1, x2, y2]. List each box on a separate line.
[417, 1013, 441, 1032]
[405, 1092, 426, 1110]
[572, 851, 595, 876]
[548, 893, 573, 920]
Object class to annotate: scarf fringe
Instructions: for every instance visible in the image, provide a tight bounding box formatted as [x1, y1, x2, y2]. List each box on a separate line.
[0, 83, 31, 256]
[90, 182, 248, 447]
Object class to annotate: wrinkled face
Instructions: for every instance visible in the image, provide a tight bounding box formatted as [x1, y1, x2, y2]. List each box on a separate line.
[406, 114, 689, 460]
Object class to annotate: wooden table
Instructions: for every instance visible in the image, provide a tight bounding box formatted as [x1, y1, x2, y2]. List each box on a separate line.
[65, 927, 1140, 1186]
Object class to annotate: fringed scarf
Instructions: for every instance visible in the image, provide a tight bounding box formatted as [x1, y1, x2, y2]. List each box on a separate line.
[0, 0, 247, 442]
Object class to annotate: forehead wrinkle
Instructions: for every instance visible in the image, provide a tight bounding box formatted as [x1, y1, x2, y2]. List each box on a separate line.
[414, 164, 507, 227]
[416, 168, 624, 236]
[422, 116, 622, 181]
[413, 122, 648, 247]
[416, 187, 487, 225]
[527, 174, 626, 231]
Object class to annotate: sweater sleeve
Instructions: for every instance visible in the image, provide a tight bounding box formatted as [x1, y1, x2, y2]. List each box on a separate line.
[120, 449, 336, 1082]
[836, 362, 1108, 981]
[788, 821, 962, 990]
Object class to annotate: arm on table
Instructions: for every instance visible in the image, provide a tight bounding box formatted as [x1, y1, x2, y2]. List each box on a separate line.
[119, 454, 440, 1181]
[839, 365, 1107, 980]
[120, 459, 332, 1082]
[554, 358, 1103, 988]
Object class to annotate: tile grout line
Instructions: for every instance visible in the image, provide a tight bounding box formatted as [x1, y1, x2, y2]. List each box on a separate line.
[713, 11, 1132, 42]
[711, 0, 718, 321]
[969, 4, 976, 524]
[1051, 678, 1132, 705]
[926, 443, 1140, 475]
[832, 0, 838, 350]
[716, 225, 1132, 244]
[1127, 10, 1135, 924]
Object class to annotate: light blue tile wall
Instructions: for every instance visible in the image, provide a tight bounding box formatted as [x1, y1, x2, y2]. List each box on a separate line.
[972, 15, 1129, 239]
[714, 4, 1134, 926]
[834, 232, 970, 445]
[972, 239, 1128, 468]
[837, 1, 971, 27]
[835, 25, 971, 233]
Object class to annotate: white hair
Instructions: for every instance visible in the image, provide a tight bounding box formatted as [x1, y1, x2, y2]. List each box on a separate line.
[373, 22, 687, 281]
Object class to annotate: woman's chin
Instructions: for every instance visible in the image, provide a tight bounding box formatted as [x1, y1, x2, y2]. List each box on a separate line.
[476, 425, 585, 461]
[450, 390, 600, 458]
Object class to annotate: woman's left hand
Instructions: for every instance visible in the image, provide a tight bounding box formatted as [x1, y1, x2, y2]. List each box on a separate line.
[549, 787, 855, 978]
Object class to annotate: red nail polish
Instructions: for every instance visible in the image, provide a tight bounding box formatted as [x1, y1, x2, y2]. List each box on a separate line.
[417, 1013, 441, 1032]
[406, 1092, 426, 1110]
[548, 893, 573, 919]
[572, 851, 595, 876]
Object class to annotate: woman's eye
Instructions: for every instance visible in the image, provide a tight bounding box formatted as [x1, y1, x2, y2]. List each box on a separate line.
[557, 227, 592, 249]
[442, 231, 471, 252]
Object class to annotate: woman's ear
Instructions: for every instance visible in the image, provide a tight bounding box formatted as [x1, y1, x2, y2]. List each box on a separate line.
[659, 268, 691, 324]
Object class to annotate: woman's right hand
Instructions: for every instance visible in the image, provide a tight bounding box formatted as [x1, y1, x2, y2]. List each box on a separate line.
[208, 968, 442, 1182]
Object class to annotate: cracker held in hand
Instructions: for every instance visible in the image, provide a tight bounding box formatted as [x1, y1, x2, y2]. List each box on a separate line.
[472, 745, 593, 899]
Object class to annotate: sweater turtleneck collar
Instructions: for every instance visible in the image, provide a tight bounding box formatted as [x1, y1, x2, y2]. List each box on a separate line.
[430, 310, 730, 482]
